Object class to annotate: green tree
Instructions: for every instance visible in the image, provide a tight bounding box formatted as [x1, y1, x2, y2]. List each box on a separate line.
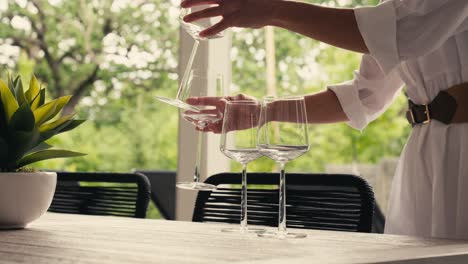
[0, 1, 181, 175]
[0, 0, 179, 114]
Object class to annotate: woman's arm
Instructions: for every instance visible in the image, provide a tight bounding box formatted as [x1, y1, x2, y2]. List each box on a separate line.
[182, 0, 368, 53]
[270, 1, 368, 54]
[272, 89, 348, 124]
[187, 90, 348, 133]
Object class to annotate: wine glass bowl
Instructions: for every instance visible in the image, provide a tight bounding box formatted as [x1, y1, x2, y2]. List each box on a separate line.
[219, 100, 265, 233]
[220, 149, 262, 165]
[180, 6, 225, 40]
[175, 69, 224, 191]
[155, 6, 225, 112]
[257, 96, 310, 239]
[183, 110, 222, 130]
[154, 96, 201, 112]
[256, 145, 308, 164]
[177, 110, 220, 190]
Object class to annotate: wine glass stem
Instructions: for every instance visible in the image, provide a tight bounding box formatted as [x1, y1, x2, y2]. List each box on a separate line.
[177, 39, 200, 101]
[240, 163, 248, 232]
[278, 162, 287, 235]
[193, 130, 203, 183]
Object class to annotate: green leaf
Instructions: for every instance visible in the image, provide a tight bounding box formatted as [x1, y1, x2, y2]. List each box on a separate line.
[7, 72, 16, 95]
[0, 136, 14, 171]
[9, 102, 35, 132]
[30, 88, 45, 110]
[17, 149, 86, 168]
[38, 87, 45, 107]
[7, 128, 39, 165]
[33, 95, 71, 126]
[39, 114, 74, 133]
[7, 72, 15, 92]
[0, 99, 8, 137]
[25, 75, 40, 103]
[39, 117, 73, 141]
[38, 119, 84, 143]
[33, 99, 58, 126]
[25, 142, 53, 155]
[0, 80, 19, 122]
[47, 95, 71, 120]
[39, 118, 83, 142]
[0, 136, 8, 163]
[12, 75, 19, 88]
[13, 77, 26, 106]
[57, 119, 86, 133]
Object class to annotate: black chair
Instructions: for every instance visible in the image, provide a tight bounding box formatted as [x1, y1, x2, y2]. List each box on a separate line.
[193, 173, 375, 232]
[49, 172, 151, 218]
[133, 170, 176, 220]
[372, 203, 386, 233]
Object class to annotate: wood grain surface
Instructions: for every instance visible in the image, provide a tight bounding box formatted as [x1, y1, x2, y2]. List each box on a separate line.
[0, 213, 467, 264]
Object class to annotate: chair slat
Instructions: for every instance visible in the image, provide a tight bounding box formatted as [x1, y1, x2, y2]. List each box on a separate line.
[49, 172, 150, 218]
[193, 173, 375, 233]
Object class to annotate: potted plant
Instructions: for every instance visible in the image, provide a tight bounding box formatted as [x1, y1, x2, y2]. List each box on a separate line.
[0, 74, 85, 229]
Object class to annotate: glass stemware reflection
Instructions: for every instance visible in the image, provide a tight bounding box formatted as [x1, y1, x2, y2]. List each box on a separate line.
[220, 101, 265, 233]
[176, 69, 223, 191]
[155, 6, 224, 112]
[257, 96, 310, 239]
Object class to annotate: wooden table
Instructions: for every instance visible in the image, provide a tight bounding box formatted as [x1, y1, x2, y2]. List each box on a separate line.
[1, 213, 468, 264]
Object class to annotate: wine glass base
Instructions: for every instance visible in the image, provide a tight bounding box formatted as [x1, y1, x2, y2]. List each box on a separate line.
[221, 227, 266, 234]
[155, 96, 200, 112]
[176, 182, 217, 191]
[258, 231, 307, 239]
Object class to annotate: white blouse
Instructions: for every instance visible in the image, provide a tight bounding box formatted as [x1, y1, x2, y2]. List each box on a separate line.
[329, 0, 468, 239]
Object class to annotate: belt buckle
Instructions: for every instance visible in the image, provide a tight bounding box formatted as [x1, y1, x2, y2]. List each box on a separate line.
[409, 104, 431, 124]
[422, 104, 431, 124]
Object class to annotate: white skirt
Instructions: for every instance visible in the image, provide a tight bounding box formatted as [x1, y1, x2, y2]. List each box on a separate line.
[385, 121, 468, 239]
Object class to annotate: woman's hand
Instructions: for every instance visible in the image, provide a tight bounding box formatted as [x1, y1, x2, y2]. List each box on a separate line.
[181, 0, 280, 38]
[186, 94, 258, 133]
[181, 0, 367, 53]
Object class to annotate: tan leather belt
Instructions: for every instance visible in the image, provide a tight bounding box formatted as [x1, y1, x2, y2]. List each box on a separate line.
[406, 82, 468, 126]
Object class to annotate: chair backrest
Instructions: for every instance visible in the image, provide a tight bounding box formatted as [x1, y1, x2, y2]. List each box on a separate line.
[372, 202, 386, 233]
[49, 172, 151, 218]
[193, 173, 375, 232]
[133, 170, 176, 220]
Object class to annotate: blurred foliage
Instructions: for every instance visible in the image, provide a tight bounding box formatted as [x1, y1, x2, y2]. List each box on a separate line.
[1, 0, 410, 218]
[0, 0, 180, 173]
[0, 0, 179, 113]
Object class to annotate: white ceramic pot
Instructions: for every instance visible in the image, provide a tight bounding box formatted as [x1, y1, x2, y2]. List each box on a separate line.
[0, 172, 57, 229]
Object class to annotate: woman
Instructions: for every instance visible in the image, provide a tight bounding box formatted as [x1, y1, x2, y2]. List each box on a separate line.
[182, 0, 468, 239]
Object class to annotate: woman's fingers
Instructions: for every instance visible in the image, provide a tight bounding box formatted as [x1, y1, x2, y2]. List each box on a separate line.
[187, 96, 224, 107]
[186, 94, 259, 133]
[181, 0, 220, 8]
[199, 109, 223, 118]
[200, 18, 230, 38]
[184, 6, 224, 23]
[196, 122, 222, 133]
[187, 94, 250, 105]
[208, 121, 223, 133]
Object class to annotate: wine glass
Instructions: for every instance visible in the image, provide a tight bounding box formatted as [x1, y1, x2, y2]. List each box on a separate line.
[220, 100, 265, 233]
[155, 6, 224, 112]
[257, 96, 310, 239]
[176, 69, 224, 191]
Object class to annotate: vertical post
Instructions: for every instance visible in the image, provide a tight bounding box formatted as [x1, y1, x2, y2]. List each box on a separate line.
[176, 29, 232, 221]
[265, 26, 277, 97]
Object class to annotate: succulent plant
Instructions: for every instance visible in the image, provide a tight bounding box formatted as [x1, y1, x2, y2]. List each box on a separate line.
[0, 74, 86, 172]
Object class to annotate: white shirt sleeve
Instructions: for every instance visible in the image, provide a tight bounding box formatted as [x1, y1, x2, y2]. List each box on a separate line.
[328, 54, 404, 130]
[355, 0, 468, 74]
